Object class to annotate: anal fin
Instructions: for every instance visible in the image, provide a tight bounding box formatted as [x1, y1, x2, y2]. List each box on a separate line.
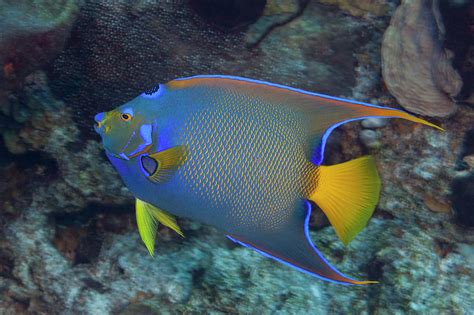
[227, 201, 377, 285]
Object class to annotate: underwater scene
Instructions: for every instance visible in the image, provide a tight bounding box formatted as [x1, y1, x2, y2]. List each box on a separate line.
[0, 0, 473, 314]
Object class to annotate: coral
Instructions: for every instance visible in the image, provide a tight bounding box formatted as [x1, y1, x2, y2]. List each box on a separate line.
[50, 0, 373, 116]
[381, 0, 463, 117]
[4, 202, 473, 314]
[451, 129, 474, 227]
[0, 0, 78, 91]
[244, 0, 303, 46]
[254, 1, 376, 96]
[0, 1, 473, 314]
[451, 173, 474, 227]
[359, 129, 382, 149]
[361, 118, 388, 129]
[189, 0, 267, 31]
[318, 0, 393, 17]
[1, 71, 131, 213]
[264, 0, 300, 15]
[440, 1, 474, 103]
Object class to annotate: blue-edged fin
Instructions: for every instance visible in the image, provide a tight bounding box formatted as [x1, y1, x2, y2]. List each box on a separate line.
[136, 198, 184, 256]
[227, 201, 377, 285]
[309, 156, 380, 245]
[141, 146, 187, 183]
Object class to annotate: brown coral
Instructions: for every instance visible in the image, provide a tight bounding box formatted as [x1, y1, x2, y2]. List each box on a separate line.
[381, 0, 463, 117]
[318, 0, 390, 17]
[0, 0, 78, 90]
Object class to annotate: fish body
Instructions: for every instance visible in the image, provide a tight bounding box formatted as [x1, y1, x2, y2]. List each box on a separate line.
[108, 79, 317, 233]
[95, 75, 440, 284]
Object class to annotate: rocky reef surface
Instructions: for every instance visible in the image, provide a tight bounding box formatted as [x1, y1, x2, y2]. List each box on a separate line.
[0, 0, 473, 314]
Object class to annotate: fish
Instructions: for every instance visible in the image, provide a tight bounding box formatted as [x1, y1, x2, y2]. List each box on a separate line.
[94, 75, 442, 285]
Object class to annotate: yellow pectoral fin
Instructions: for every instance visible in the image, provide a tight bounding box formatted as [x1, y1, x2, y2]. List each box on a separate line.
[136, 198, 158, 256]
[145, 145, 187, 183]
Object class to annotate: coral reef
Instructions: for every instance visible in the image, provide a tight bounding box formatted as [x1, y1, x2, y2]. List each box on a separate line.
[381, 0, 463, 117]
[440, 0, 474, 104]
[245, 0, 303, 46]
[189, 0, 267, 31]
[0, 0, 78, 91]
[359, 129, 382, 149]
[318, 0, 392, 17]
[49, 0, 374, 117]
[0, 0, 473, 314]
[1, 71, 131, 213]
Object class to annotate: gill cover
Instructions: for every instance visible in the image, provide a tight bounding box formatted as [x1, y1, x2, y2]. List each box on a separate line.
[140, 146, 188, 183]
[98, 106, 154, 160]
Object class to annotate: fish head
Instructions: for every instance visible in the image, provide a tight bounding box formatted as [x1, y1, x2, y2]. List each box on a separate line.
[94, 103, 154, 160]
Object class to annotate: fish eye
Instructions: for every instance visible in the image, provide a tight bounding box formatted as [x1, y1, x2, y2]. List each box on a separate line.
[121, 113, 132, 121]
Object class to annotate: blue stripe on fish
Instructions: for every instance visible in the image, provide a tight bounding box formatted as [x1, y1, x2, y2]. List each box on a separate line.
[314, 115, 398, 165]
[127, 124, 153, 157]
[120, 130, 136, 153]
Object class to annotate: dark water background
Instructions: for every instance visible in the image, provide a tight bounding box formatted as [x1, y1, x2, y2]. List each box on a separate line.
[0, 0, 473, 314]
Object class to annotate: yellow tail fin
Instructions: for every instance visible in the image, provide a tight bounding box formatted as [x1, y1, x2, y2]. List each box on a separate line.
[309, 156, 381, 245]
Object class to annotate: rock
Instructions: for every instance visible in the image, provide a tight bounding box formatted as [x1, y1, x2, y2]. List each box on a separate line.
[0, 71, 131, 213]
[360, 129, 382, 149]
[423, 194, 452, 213]
[440, 1, 474, 105]
[318, 0, 393, 17]
[463, 155, 474, 170]
[245, 0, 301, 46]
[457, 243, 474, 266]
[2, 130, 27, 154]
[451, 173, 474, 227]
[381, 0, 463, 117]
[0, 1, 473, 314]
[0, 0, 79, 91]
[54, 218, 467, 314]
[189, 0, 266, 31]
[361, 117, 388, 128]
[50, 0, 373, 118]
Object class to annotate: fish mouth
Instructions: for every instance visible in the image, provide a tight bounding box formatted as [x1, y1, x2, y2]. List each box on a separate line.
[94, 122, 109, 135]
[94, 123, 101, 135]
[94, 112, 107, 135]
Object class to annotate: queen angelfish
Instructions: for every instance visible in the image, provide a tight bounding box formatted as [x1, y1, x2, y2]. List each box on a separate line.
[94, 75, 442, 285]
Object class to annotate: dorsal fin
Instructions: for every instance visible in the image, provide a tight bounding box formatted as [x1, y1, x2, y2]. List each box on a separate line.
[167, 75, 442, 165]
